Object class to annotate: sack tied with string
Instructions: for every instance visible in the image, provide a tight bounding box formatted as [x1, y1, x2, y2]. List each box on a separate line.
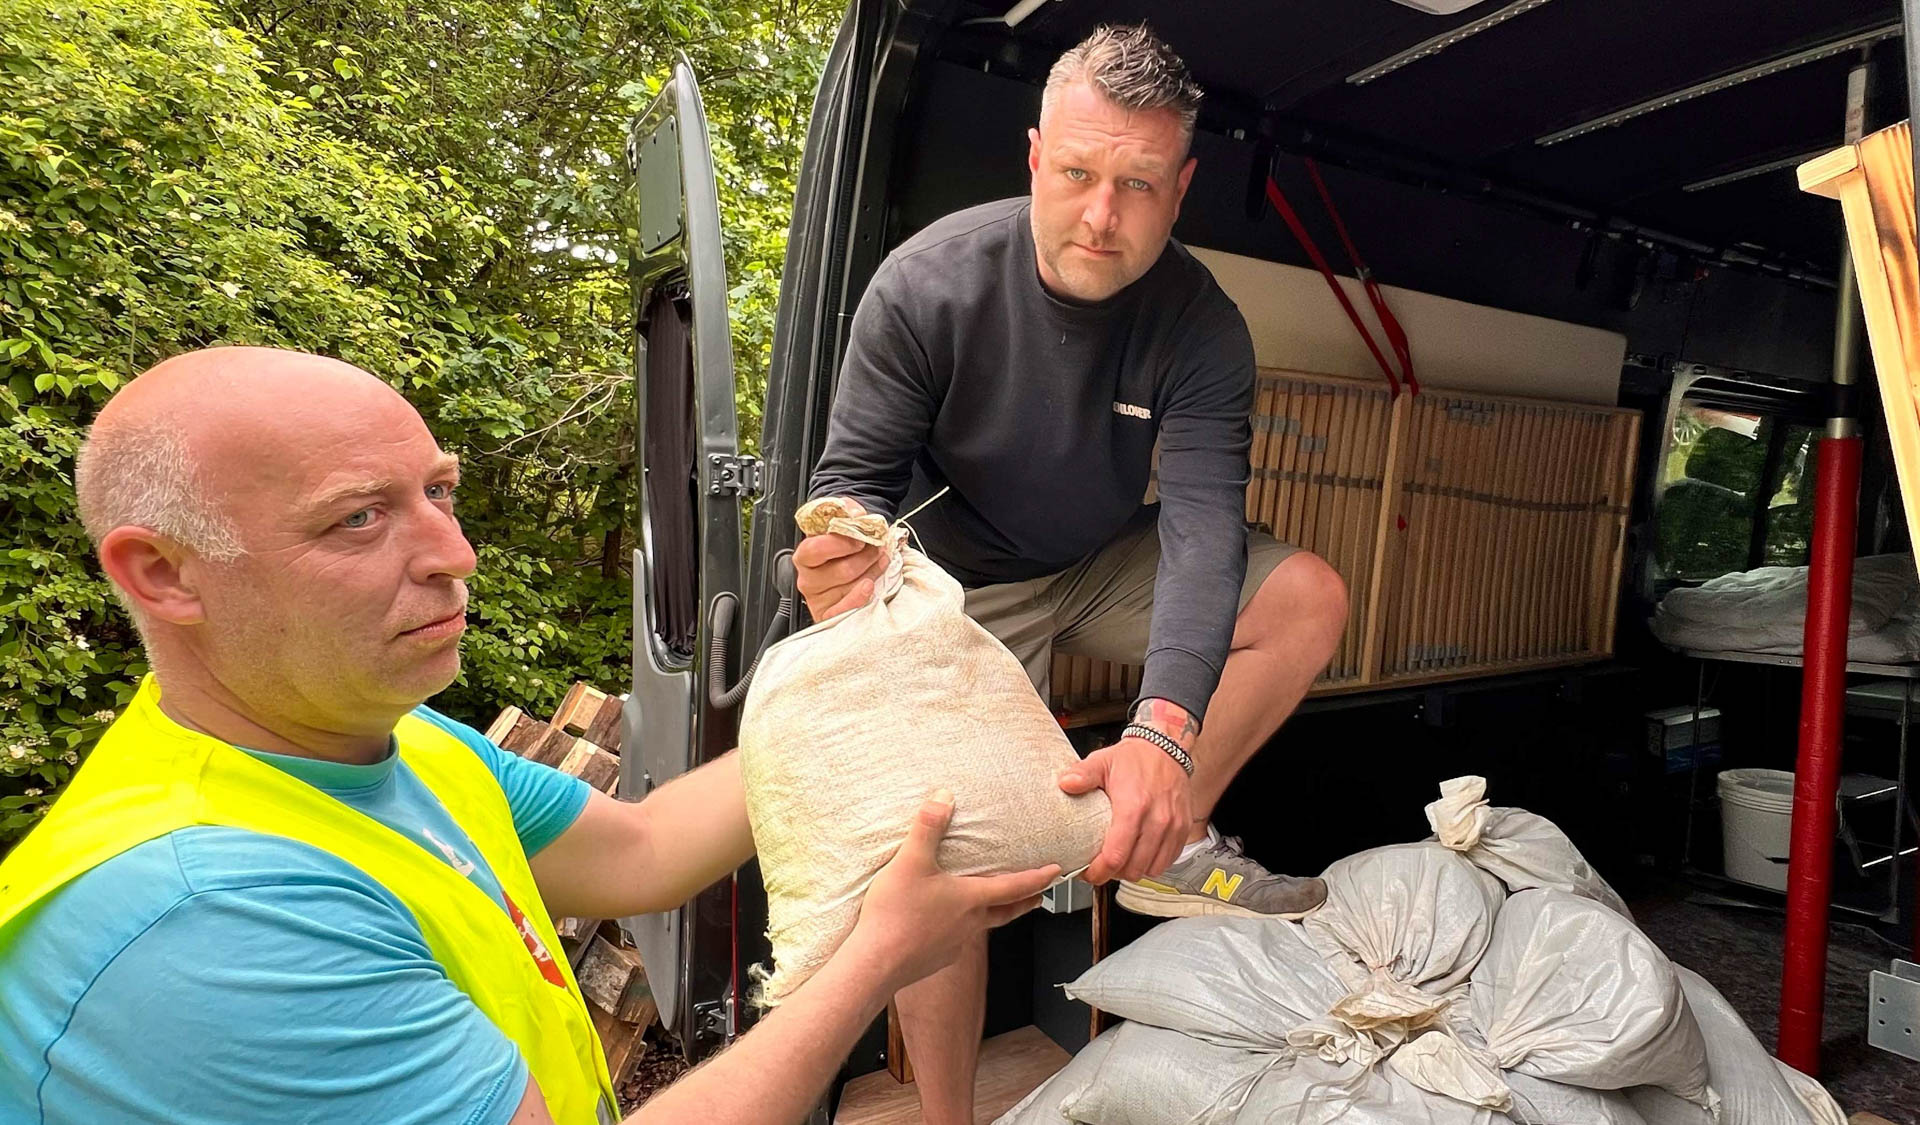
[1425, 775, 1631, 919]
[739, 497, 1110, 1005]
[1300, 842, 1510, 1102]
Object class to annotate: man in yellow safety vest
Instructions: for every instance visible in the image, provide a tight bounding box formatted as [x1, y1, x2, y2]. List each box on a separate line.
[0, 346, 1058, 1125]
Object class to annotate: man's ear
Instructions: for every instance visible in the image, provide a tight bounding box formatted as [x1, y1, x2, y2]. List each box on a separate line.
[98, 527, 208, 626]
[1173, 154, 1198, 216]
[1028, 127, 1042, 177]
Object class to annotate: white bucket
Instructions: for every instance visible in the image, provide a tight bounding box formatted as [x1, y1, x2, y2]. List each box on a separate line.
[1718, 769, 1795, 892]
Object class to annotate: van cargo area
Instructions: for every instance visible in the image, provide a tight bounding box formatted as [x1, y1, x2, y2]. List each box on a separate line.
[620, 1, 1920, 1121]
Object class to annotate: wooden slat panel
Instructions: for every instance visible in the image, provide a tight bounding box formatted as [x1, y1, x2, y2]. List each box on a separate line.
[1049, 370, 1637, 717]
[1370, 390, 1637, 685]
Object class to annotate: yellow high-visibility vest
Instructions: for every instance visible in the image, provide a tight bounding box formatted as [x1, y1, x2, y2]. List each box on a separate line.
[0, 676, 618, 1124]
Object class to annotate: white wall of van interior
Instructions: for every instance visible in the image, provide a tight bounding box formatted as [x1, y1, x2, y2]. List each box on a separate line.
[1191, 247, 1628, 407]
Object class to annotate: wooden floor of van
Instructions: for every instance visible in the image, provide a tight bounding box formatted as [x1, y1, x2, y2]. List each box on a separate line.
[834, 1025, 1070, 1125]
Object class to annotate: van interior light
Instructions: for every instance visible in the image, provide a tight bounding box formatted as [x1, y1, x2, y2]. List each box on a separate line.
[1537, 21, 1901, 146]
[1683, 149, 1834, 193]
[1001, 0, 1057, 28]
[1389, 0, 1494, 12]
[1348, 0, 1558, 85]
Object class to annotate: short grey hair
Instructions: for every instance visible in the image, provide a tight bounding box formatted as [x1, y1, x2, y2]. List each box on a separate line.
[1043, 24, 1204, 147]
[76, 423, 244, 562]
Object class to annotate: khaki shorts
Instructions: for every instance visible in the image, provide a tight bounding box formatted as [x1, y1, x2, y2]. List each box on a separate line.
[963, 506, 1298, 698]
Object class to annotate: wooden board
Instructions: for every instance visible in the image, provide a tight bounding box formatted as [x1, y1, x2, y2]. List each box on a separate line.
[590, 1003, 651, 1088]
[834, 1026, 1072, 1125]
[1191, 246, 1628, 405]
[577, 935, 658, 1025]
[1802, 125, 1920, 560]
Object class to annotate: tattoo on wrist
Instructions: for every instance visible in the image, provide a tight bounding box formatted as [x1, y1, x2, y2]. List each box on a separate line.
[1132, 697, 1201, 749]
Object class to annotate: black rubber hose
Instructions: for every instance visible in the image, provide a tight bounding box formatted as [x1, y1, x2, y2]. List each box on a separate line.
[707, 551, 796, 710]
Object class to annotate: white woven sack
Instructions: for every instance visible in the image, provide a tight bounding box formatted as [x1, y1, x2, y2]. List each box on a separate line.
[1238, 1047, 1518, 1125]
[1624, 967, 1844, 1125]
[1062, 916, 1349, 1051]
[1303, 844, 1509, 1046]
[740, 498, 1110, 1004]
[1502, 1073, 1647, 1125]
[1063, 1021, 1280, 1125]
[1063, 1024, 1508, 1125]
[1426, 776, 1632, 919]
[1469, 890, 1713, 1108]
[994, 1028, 1120, 1125]
[1306, 843, 1510, 994]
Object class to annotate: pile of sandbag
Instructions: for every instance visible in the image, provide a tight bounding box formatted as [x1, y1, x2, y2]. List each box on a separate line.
[999, 777, 1845, 1125]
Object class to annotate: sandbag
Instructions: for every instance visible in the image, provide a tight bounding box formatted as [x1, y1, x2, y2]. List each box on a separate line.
[1469, 890, 1713, 1108]
[1063, 1021, 1509, 1125]
[1064, 1021, 1280, 1125]
[1302, 843, 1509, 1079]
[1063, 916, 1349, 1050]
[1386, 1028, 1511, 1112]
[1426, 776, 1631, 918]
[1237, 1048, 1517, 1125]
[1502, 1073, 1647, 1125]
[740, 498, 1110, 1003]
[1306, 844, 1509, 999]
[1625, 967, 1844, 1125]
[994, 1028, 1120, 1125]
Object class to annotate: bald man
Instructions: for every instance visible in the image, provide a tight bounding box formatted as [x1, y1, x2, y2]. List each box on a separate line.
[0, 347, 1057, 1125]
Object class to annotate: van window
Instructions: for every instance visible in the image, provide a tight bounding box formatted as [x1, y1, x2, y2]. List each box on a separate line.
[1761, 422, 1819, 566]
[1656, 403, 1816, 581]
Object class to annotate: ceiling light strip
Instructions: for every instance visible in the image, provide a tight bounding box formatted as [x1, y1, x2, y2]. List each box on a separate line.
[1682, 149, 1834, 193]
[1348, 0, 1559, 85]
[1537, 21, 1901, 147]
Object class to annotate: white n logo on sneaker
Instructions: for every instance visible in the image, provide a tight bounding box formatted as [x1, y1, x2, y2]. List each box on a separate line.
[1201, 869, 1243, 901]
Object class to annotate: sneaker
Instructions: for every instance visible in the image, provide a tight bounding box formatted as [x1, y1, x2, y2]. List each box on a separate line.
[1115, 834, 1327, 920]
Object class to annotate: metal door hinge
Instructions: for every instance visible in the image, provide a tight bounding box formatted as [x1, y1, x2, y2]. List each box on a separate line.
[694, 993, 737, 1042]
[708, 454, 763, 497]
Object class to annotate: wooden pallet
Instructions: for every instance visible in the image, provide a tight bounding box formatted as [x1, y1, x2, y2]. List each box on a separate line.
[487, 682, 658, 1089]
[834, 1026, 1072, 1125]
[1052, 369, 1639, 721]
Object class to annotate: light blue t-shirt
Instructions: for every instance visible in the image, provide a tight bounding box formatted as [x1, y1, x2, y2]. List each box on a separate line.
[0, 706, 592, 1125]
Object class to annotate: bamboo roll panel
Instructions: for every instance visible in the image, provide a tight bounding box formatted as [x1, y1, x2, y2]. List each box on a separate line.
[1047, 372, 1638, 718]
[1049, 370, 1394, 713]
[1370, 390, 1638, 685]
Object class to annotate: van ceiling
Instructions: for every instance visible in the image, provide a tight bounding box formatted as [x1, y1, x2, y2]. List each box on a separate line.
[955, 0, 1911, 272]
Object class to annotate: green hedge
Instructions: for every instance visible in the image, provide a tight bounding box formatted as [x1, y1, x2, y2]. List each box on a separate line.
[0, 0, 838, 846]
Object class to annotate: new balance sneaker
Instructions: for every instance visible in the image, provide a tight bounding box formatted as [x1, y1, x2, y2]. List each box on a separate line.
[1115, 833, 1327, 919]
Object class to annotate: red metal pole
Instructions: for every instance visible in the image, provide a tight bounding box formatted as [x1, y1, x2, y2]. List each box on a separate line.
[1777, 434, 1863, 1074]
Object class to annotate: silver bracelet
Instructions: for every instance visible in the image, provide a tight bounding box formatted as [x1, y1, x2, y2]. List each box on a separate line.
[1122, 722, 1195, 777]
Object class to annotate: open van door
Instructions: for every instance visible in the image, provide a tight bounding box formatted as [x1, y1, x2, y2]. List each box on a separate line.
[619, 55, 754, 1058]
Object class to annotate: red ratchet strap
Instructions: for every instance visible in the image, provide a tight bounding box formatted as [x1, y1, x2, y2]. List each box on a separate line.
[1263, 160, 1417, 396]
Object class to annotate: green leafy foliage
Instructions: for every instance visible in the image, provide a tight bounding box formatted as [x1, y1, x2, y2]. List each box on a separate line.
[1, 0, 840, 845]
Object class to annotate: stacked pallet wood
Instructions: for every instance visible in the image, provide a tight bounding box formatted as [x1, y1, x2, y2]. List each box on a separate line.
[484, 683, 659, 1088]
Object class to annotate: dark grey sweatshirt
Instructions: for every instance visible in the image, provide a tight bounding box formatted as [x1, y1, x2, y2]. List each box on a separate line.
[810, 198, 1256, 720]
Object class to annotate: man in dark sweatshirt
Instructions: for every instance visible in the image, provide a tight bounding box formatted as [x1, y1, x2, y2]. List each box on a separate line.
[796, 24, 1348, 1123]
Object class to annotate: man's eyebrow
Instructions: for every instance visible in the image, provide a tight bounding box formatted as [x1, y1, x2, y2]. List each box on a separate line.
[305, 477, 397, 514]
[1051, 145, 1168, 179]
[303, 455, 461, 515]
